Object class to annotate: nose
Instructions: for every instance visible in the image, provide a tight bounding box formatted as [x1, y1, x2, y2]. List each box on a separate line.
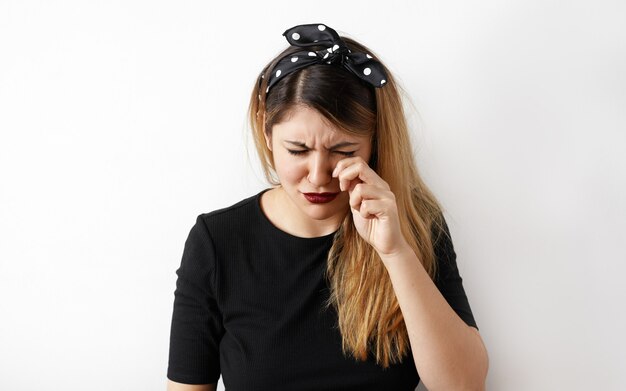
[307, 153, 334, 187]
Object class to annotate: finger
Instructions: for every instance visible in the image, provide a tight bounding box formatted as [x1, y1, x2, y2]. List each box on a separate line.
[337, 160, 389, 192]
[332, 156, 357, 177]
[333, 156, 367, 179]
[349, 183, 390, 211]
[353, 198, 388, 219]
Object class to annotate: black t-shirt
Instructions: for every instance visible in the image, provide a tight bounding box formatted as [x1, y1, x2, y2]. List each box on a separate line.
[167, 188, 478, 390]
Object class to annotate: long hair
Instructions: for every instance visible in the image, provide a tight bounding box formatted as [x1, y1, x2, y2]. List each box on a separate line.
[247, 35, 450, 368]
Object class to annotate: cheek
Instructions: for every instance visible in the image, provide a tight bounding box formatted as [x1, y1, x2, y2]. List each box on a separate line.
[275, 155, 305, 180]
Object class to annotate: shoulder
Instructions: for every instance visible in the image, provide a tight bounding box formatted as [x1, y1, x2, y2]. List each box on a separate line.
[429, 211, 458, 280]
[194, 191, 264, 242]
[199, 192, 257, 222]
[431, 212, 454, 253]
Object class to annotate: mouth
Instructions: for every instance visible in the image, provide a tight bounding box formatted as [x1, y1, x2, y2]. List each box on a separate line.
[303, 192, 339, 197]
[302, 192, 339, 204]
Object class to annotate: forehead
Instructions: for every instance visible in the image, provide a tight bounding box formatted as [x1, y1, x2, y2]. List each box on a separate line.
[274, 105, 364, 142]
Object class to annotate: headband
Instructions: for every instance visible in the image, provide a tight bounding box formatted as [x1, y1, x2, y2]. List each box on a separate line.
[262, 23, 388, 94]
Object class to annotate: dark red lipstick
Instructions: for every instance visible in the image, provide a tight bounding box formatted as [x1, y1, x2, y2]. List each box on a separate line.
[303, 192, 339, 204]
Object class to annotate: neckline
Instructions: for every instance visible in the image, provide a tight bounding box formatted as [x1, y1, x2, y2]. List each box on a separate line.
[255, 188, 339, 241]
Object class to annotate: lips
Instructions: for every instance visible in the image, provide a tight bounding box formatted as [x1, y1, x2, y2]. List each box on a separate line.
[303, 192, 339, 204]
[304, 192, 339, 197]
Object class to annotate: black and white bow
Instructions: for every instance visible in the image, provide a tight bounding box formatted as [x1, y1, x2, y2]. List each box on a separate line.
[263, 23, 388, 93]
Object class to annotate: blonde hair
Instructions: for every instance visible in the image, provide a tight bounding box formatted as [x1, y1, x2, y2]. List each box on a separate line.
[247, 35, 450, 368]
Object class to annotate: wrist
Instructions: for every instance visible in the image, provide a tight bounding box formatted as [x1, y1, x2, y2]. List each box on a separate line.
[378, 242, 414, 264]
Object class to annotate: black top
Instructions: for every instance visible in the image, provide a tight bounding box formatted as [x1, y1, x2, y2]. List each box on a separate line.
[167, 188, 478, 390]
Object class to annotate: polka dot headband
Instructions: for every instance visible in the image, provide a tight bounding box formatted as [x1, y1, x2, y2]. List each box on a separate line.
[262, 23, 388, 94]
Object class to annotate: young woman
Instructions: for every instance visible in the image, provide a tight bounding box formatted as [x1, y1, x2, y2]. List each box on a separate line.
[167, 23, 488, 391]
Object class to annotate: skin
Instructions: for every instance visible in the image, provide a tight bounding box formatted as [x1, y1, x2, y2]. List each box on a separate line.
[166, 380, 215, 391]
[261, 104, 373, 238]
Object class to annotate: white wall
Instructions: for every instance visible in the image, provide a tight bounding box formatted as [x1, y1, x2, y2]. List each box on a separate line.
[1, 1, 624, 390]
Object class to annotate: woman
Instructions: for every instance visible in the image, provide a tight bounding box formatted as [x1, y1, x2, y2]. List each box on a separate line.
[167, 23, 488, 391]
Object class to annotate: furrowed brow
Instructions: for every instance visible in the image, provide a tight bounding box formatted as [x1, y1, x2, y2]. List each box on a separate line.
[285, 140, 359, 150]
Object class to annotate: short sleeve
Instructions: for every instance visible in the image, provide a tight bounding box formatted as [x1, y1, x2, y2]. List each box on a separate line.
[167, 214, 224, 384]
[433, 215, 479, 330]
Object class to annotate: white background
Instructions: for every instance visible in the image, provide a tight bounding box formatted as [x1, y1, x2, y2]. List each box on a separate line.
[1, 1, 624, 390]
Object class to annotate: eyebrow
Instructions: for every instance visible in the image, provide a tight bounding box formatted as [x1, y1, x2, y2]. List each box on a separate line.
[284, 140, 359, 150]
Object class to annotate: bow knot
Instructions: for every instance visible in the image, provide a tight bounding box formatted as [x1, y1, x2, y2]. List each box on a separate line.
[263, 23, 388, 93]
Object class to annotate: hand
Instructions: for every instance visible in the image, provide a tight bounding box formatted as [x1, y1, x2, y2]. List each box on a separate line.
[332, 156, 409, 257]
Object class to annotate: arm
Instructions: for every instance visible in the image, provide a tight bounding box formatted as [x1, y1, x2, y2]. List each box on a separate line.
[166, 379, 216, 391]
[167, 216, 223, 390]
[380, 245, 489, 391]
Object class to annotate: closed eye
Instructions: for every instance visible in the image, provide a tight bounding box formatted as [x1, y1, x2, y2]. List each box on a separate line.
[287, 149, 356, 157]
